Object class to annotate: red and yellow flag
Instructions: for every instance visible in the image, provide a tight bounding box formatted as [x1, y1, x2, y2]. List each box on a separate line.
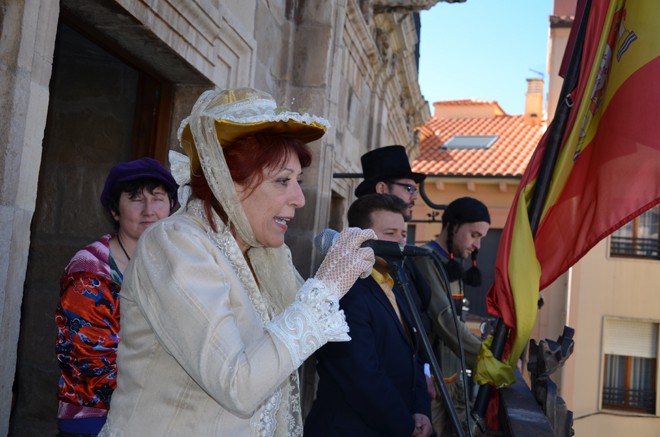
[486, 0, 660, 371]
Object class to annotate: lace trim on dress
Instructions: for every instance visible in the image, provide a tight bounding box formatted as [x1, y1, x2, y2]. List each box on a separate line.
[250, 386, 281, 437]
[265, 279, 350, 368]
[284, 372, 303, 437]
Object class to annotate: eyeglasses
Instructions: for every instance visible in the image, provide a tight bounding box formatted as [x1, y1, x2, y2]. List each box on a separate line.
[387, 181, 418, 195]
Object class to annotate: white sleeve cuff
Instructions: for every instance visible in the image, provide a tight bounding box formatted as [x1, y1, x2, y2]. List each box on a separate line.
[265, 278, 350, 367]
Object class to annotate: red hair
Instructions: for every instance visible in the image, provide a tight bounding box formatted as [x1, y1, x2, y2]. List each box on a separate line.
[189, 135, 312, 232]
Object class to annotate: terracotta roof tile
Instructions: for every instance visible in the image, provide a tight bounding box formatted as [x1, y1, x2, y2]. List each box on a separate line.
[412, 104, 546, 178]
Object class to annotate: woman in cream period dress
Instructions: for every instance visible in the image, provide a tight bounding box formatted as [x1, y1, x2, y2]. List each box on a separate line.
[99, 88, 375, 436]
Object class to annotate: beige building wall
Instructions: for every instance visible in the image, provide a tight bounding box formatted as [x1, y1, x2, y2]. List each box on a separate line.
[564, 239, 660, 435]
[546, 1, 575, 119]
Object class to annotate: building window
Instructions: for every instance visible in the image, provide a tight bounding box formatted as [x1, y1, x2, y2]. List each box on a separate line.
[441, 135, 499, 150]
[602, 318, 658, 414]
[610, 205, 659, 259]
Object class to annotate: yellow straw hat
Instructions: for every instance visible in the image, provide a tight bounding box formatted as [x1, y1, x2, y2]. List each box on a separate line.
[178, 87, 330, 175]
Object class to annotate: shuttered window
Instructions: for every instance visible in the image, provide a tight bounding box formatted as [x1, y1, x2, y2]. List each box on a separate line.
[602, 318, 658, 414]
[604, 319, 658, 358]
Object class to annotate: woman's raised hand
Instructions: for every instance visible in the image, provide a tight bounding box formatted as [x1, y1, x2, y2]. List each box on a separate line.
[314, 227, 376, 299]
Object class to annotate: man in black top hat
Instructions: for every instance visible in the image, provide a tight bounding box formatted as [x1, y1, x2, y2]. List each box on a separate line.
[355, 145, 426, 221]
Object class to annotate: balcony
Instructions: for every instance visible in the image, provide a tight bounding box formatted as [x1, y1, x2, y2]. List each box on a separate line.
[602, 386, 656, 414]
[610, 236, 660, 259]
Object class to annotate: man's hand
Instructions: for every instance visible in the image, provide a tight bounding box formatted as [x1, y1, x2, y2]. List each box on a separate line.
[411, 413, 432, 437]
[423, 363, 436, 400]
[425, 374, 436, 401]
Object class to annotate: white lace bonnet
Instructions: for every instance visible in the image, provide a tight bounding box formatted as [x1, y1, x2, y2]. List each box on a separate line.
[170, 87, 331, 248]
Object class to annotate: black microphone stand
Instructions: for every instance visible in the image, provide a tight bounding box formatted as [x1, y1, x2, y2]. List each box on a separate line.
[425, 250, 475, 437]
[384, 255, 467, 437]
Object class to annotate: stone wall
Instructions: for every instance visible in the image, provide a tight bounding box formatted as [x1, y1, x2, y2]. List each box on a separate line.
[0, 1, 59, 434]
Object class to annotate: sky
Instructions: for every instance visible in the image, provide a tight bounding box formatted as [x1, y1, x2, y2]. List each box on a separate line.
[418, 0, 554, 116]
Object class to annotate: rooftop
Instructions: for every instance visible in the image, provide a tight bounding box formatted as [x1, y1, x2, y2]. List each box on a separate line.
[413, 99, 546, 178]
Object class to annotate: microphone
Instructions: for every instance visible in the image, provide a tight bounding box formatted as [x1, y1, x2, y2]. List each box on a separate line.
[314, 228, 340, 257]
[314, 228, 431, 258]
[361, 239, 432, 257]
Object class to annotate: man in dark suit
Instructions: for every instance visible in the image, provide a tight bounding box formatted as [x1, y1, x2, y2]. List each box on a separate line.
[355, 145, 435, 382]
[304, 194, 432, 437]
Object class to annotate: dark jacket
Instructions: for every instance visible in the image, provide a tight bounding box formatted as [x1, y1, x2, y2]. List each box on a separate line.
[404, 258, 434, 351]
[304, 276, 431, 437]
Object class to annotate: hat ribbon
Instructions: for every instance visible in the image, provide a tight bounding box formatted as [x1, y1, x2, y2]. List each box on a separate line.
[168, 150, 192, 206]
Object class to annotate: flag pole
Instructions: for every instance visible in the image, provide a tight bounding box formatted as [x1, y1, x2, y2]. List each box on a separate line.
[472, 0, 592, 428]
[528, 0, 590, 236]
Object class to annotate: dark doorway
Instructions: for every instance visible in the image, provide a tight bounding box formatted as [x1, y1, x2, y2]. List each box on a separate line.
[10, 20, 172, 436]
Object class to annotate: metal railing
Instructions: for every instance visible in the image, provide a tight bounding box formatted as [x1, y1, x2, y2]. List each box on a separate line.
[610, 236, 660, 259]
[602, 386, 656, 414]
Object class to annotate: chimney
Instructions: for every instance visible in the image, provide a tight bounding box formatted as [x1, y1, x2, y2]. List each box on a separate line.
[433, 101, 443, 118]
[524, 78, 544, 125]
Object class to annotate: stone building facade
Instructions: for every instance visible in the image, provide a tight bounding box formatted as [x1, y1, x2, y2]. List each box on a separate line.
[0, 0, 444, 434]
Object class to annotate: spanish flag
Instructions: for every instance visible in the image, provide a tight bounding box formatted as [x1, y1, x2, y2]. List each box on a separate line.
[485, 0, 660, 379]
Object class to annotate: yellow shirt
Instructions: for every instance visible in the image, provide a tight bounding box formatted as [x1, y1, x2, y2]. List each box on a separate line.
[371, 269, 403, 325]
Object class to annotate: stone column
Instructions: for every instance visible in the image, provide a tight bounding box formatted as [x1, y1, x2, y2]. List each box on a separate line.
[0, 0, 59, 433]
[260, 0, 343, 279]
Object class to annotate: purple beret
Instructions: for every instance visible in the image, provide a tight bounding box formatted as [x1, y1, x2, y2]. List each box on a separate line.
[100, 157, 178, 211]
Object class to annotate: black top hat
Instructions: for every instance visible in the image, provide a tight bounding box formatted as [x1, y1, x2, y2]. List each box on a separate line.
[355, 145, 426, 197]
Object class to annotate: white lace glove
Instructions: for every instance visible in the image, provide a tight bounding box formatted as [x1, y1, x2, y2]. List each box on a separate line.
[314, 227, 376, 299]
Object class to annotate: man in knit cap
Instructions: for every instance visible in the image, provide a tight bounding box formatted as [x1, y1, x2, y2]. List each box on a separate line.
[414, 197, 491, 437]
